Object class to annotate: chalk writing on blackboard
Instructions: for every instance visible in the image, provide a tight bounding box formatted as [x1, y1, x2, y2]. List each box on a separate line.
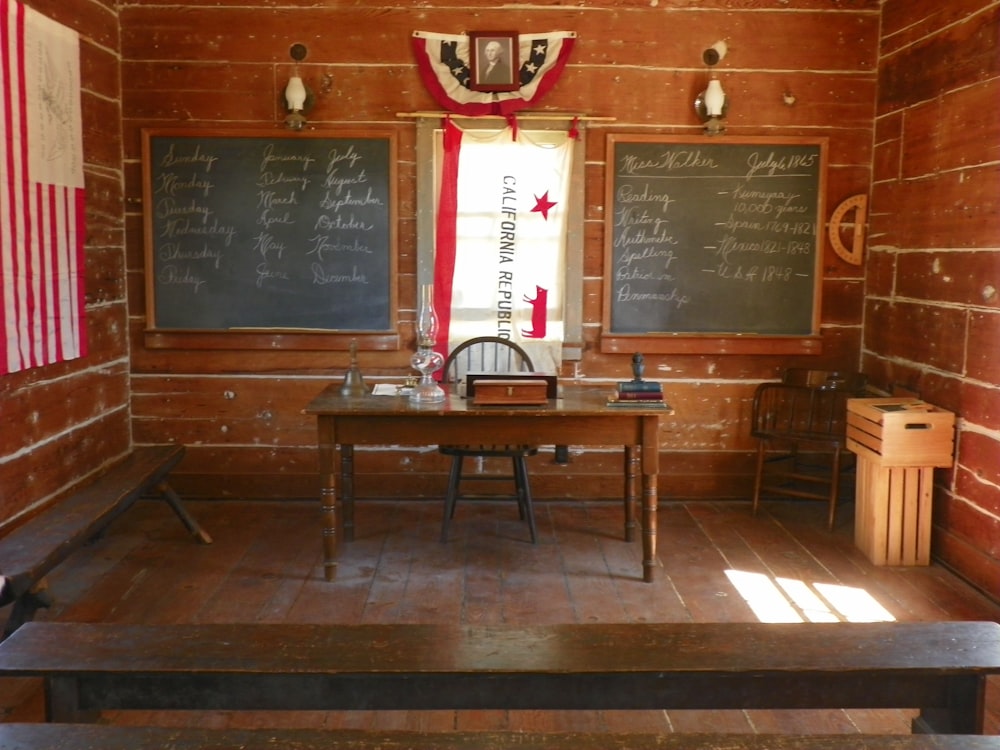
[143, 129, 397, 333]
[604, 135, 827, 337]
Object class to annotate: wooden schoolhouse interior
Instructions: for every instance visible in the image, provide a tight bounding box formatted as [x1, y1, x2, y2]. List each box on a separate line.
[1, 0, 1000, 745]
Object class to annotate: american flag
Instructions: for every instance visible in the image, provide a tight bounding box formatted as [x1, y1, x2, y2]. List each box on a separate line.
[412, 31, 575, 117]
[1, 0, 86, 375]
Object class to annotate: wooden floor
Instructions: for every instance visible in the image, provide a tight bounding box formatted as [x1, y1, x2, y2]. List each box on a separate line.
[3, 496, 1000, 734]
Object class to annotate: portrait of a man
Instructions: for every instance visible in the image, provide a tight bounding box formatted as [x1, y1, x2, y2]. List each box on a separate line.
[470, 32, 518, 92]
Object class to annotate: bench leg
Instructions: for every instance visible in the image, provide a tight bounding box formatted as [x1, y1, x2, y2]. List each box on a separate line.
[155, 481, 213, 545]
[2, 577, 54, 641]
[912, 676, 984, 734]
[46, 676, 98, 723]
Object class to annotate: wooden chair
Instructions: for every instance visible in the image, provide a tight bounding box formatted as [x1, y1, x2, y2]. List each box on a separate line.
[751, 368, 868, 529]
[438, 337, 538, 543]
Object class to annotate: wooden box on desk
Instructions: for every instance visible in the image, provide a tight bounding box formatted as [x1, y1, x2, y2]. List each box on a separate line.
[846, 398, 955, 567]
[466, 372, 558, 404]
[471, 378, 550, 405]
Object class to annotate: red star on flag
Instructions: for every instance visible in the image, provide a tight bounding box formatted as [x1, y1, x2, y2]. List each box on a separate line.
[531, 191, 558, 220]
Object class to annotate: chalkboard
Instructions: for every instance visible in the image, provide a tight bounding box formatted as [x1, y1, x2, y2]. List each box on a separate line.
[604, 135, 827, 337]
[142, 129, 396, 333]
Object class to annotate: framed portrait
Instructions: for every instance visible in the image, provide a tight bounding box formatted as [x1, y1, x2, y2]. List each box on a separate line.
[469, 31, 519, 92]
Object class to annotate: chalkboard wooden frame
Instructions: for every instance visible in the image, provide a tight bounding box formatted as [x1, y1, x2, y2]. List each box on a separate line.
[141, 128, 399, 351]
[602, 134, 828, 355]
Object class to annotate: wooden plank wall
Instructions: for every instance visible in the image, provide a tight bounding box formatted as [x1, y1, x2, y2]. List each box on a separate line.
[864, 0, 1000, 599]
[4, 0, 998, 607]
[120, 1, 880, 501]
[0, 0, 131, 525]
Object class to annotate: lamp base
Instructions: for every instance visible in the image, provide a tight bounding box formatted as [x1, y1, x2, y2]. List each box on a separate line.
[410, 379, 446, 404]
[409, 346, 445, 404]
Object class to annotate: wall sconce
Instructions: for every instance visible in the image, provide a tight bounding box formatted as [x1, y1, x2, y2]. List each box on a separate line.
[285, 74, 308, 130]
[694, 40, 728, 136]
[695, 77, 727, 135]
[284, 43, 314, 131]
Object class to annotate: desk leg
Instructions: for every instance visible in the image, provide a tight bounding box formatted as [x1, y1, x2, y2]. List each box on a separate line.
[623, 446, 639, 542]
[316, 416, 338, 581]
[341, 445, 355, 543]
[641, 415, 660, 583]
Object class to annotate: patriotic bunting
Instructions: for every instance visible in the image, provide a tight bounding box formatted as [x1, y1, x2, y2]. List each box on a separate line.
[1, 0, 86, 375]
[412, 30, 576, 116]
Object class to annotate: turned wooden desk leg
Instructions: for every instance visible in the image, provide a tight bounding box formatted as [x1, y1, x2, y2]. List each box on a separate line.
[623, 445, 639, 543]
[641, 415, 660, 583]
[317, 417, 338, 581]
[341, 444, 355, 543]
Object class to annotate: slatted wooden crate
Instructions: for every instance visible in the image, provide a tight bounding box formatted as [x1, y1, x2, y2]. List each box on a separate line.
[846, 398, 954, 467]
[846, 399, 955, 566]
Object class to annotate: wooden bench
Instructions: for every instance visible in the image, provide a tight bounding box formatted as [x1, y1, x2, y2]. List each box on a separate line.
[1, 725, 1000, 750]
[1, 621, 998, 733]
[0, 445, 211, 639]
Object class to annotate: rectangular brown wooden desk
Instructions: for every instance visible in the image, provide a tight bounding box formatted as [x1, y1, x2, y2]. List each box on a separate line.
[304, 386, 668, 582]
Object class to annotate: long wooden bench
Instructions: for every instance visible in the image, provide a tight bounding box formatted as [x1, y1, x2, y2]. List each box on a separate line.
[1, 621, 998, 733]
[0, 445, 211, 639]
[1, 725, 1000, 750]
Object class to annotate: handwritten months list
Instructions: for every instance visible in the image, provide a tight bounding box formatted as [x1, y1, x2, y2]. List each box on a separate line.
[613, 148, 819, 312]
[153, 141, 382, 296]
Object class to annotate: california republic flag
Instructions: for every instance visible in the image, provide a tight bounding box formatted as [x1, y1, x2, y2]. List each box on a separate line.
[433, 119, 574, 372]
[412, 30, 575, 116]
[1, 0, 86, 375]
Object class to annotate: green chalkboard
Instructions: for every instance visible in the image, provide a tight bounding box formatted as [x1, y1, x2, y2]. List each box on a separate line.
[142, 129, 396, 333]
[604, 135, 827, 337]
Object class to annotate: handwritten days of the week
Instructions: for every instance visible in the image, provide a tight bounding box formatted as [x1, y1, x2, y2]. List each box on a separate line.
[154, 140, 383, 295]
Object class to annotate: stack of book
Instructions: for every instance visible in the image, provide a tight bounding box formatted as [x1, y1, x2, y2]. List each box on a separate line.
[607, 379, 669, 408]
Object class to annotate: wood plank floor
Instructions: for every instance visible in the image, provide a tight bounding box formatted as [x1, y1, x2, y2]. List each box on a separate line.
[2, 496, 1000, 734]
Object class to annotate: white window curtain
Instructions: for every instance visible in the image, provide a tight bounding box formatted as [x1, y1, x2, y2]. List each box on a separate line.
[430, 117, 575, 373]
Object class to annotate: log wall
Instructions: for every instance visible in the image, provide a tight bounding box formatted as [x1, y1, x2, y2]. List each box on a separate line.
[119, 0, 878, 502]
[4, 0, 998, 603]
[0, 0, 131, 525]
[864, 0, 1000, 598]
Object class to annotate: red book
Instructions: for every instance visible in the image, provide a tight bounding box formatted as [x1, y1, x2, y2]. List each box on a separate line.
[613, 390, 664, 401]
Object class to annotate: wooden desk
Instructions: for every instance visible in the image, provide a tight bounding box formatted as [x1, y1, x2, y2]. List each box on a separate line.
[304, 387, 667, 582]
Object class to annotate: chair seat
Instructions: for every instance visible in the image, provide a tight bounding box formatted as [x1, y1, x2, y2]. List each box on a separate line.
[440, 444, 537, 457]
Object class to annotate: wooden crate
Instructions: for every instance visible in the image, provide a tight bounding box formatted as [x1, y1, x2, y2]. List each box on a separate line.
[847, 398, 955, 566]
[846, 398, 954, 467]
[854, 458, 934, 565]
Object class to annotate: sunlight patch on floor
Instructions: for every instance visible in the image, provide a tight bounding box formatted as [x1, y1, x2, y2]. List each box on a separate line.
[725, 569, 896, 623]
